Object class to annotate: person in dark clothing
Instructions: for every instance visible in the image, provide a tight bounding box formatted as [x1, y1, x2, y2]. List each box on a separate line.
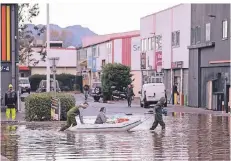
[126, 84, 135, 107]
[164, 90, 167, 107]
[59, 102, 89, 131]
[150, 97, 166, 131]
[172, 84, 179, 105]
[95, 107, 108, 124]
[5, 84, 17, 121]
[83, 85, 90, 100]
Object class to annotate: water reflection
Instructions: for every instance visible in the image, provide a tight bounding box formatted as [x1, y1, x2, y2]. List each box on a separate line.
[1, 113, 230, 161]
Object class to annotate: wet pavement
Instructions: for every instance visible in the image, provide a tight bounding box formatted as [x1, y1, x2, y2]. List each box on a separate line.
[1, 113, 231, 161]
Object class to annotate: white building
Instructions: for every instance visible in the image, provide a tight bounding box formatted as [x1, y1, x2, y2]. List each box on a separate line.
[19, 47, 78, 76]
[140, 4, 191, 105]
[80, 31, 142, 96]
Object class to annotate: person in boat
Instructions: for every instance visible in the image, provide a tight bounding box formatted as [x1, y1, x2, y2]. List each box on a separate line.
[150, 97, 166, 131]
[95, 107, 108, 124]
[59, 102, 89, 131]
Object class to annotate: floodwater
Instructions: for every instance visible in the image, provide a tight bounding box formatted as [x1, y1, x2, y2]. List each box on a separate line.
[1, 113, 231, 161]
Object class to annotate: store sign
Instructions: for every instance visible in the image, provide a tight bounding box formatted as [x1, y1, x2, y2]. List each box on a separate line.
[172, 61, 183, 69]
[155, 51, 162, 72]
[140, 52, 146, 69]
[1, 65, 10, 72]
[51, 97, 61, 121]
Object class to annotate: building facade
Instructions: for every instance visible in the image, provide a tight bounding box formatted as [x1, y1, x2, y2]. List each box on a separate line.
[188, 4, 231, 111]
[1, 4, 19, 96]
[140, 4, 191, 105]
[20, 47, 78, 76]
[79, 31, 142, 96]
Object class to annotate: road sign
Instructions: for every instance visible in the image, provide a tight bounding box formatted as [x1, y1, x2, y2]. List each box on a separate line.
[51, 97, 61, 121]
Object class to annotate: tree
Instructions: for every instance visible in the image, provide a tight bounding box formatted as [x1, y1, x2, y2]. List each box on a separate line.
[101, 63, 133, 101]
[18, 4, 46, 66]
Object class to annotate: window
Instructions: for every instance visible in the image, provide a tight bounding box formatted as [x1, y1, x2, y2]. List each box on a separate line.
[102, 59, 106, 67]
[176, 31, 180, 46]
[172, 31, 180, 47]
[148, 38, 152, 51]
[141, 39, 144, 52]
[106, 42, 112, 54]
[92, 46, 97, 57]
[196, 26, 201, 43]
[151, 37, 155, 50]
[155, 35, 162, 51]
[222, 20, 228, 39]
[144, 38, 147, 51]
[205, 23, 211, 41]
[97, 46, 100, 57]
[172, 32, 176, 46]
[191, 28, 196, 45]
[80, 49, 87, 60]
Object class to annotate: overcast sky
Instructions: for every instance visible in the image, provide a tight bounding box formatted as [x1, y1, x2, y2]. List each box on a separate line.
[31, 3, 178, 35]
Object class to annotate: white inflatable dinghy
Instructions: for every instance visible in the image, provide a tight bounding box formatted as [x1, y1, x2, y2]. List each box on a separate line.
[66, 119, 142, 133]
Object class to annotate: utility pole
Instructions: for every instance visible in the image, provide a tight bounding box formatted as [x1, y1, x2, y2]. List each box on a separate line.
[46, 3, 51, 92]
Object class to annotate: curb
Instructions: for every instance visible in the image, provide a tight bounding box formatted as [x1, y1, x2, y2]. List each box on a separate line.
[1, 120, 66, 126]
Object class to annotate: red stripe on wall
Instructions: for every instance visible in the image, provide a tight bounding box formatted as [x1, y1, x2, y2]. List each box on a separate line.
[1, 5, 7, 61]
[122, 38, 131, 66]
[112, 40, 114, 63]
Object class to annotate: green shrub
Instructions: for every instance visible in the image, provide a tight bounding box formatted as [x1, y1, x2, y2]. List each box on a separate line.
[25, 92, 75, 121]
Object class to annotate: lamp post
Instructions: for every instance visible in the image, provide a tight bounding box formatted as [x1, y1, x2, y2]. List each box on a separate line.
[46, 3, 51, 92]
[49, 57, 59, 97]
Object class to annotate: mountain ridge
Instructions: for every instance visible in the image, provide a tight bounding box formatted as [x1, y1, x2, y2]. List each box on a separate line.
[26, 24, 97, 47]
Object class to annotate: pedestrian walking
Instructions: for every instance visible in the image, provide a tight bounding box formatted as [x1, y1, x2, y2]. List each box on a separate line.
[150, 97, 166, 131]
[126, 84, 134, 107]
[83, 84, 90, 100]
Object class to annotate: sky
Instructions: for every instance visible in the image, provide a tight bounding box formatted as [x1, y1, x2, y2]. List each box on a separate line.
[31, 3, 178, 35]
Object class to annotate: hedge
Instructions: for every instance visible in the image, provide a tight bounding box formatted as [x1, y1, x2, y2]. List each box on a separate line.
[29, 74, 83, 92]
[25, 92, 75, 121]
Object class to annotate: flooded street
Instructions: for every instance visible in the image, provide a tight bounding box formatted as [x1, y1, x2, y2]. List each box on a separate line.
[1, 113, 230, 161]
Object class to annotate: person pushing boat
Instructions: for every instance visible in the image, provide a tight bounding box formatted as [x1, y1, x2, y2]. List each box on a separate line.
[150, 97, 166, 131]
[59, 102, 89, 131]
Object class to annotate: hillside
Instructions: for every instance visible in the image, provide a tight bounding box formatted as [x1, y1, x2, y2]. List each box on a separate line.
[26, 24, 97, 47]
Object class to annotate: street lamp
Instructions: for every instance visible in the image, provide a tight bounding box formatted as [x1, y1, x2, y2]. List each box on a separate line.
[49, 57, 60, 97]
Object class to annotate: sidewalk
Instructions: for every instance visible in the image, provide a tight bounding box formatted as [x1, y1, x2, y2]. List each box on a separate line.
[1, 155, 10, 161]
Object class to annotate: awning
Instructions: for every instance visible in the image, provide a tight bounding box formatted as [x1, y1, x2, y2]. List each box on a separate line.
[79, 60, 87, 66]
[19, 65, 30, 71]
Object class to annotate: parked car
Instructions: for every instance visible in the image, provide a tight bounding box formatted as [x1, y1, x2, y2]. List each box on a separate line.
[19, 77, 31, 94]
[90, 82, 102, 102]
[36, 79, 61, 93]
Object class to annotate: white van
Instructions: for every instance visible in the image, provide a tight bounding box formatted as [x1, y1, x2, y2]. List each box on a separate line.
[138, 83, 166, 108]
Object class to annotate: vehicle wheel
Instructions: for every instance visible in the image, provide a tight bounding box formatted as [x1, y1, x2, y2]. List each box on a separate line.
[21, 91, 24, 94]
[28, 91, 30, 94]
[140, 100, 143, 107]
[144, 102, 149, 108]
[94, 96, 100, 102]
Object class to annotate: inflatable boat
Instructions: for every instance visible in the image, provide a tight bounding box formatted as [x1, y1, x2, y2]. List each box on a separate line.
[66, 119, 142, 133]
